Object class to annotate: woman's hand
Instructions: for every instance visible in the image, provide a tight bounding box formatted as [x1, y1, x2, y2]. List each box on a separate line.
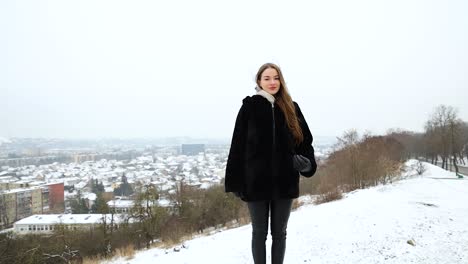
[292, 154, 312, 173]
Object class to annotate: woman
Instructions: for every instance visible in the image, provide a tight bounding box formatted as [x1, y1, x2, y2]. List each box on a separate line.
[225, 63, 317, 264]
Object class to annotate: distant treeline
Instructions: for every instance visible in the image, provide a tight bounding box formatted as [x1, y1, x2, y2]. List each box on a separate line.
[300, 104, 467, 203]
[389, 105, 468, 169]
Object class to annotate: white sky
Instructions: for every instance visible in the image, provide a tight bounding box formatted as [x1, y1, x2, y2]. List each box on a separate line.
[1, 0, 467, 139]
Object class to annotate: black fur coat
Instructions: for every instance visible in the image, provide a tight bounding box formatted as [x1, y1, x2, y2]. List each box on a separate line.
[225, 93, 317, 201]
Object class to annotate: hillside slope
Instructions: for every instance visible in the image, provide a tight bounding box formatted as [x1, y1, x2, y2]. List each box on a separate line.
[107, 160, 468, 264]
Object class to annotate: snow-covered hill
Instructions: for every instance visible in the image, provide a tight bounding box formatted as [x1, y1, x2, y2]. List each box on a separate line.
[107, 160, 468, 264]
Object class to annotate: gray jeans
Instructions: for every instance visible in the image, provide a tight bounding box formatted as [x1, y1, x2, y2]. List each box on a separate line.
[247, 199, 293, 264]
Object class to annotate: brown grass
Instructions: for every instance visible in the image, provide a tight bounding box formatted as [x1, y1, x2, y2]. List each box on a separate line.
[114, 244, 135, 259]
[314, 189, 343, 205]
[83, 244, 135, 264]
[82, 256, 102, 264]
[291, 199, 301, 210]
[158, 234, 193, 249]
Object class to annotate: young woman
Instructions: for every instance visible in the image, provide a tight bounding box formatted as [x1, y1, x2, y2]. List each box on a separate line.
[225, 63, 317, 264]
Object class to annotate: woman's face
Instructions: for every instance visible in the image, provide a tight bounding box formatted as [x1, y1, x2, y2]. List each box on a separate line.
[259, 68, 281, 95]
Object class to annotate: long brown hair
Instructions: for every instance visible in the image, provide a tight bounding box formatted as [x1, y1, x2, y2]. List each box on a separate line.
[256, 63, 304, 145]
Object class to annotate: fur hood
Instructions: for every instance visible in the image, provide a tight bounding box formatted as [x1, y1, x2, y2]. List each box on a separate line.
[256, 89, 275, 104]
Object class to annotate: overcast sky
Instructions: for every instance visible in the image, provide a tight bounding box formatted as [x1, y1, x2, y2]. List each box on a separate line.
[1, 0, 467, 140]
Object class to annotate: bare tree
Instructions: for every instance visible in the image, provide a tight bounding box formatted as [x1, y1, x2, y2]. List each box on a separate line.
[447, 109, 463, 175]
[462, 122, 468, 164]
[130, 184, 168, 249]
[425, 105, 463, 173]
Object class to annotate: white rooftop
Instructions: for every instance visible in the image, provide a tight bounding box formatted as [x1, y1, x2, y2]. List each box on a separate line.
[14, 214, 127, 225]
[107, 200, 134, 208]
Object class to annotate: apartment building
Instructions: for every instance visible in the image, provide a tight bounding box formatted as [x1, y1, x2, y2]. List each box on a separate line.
[0, 182, 65, 230]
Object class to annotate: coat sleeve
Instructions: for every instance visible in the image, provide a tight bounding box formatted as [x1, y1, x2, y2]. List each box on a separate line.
[294, 102, 317, 178]
[225, 101, 249, 192]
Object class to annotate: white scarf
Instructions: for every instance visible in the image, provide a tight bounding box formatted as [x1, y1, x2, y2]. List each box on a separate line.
[256, 89, 275, 105]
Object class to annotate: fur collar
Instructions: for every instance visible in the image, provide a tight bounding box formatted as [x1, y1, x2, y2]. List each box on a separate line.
[256, 89, 276, 104]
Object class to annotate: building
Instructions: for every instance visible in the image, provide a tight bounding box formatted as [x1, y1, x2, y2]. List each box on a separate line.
[73, 154, 97, 163]
[107, 198, 172, 214]
[15, 189, 32, 220]
[47, 182, 65, 213]
[181, 144, 205, 156]
[13, 214, 127, 234]
[31, 188, 43, 214]
[0, 182, 65, 230]
[107, 200, 134, 213]
[0, 181, 32, 190]
[0, 192, 16, 229]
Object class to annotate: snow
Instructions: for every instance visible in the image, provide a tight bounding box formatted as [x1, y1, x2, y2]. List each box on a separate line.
[106, 160, 468, 264]
[85, 193, 97, 201]
[107, 199, 172, 208]
[0, 136, 11, 146]
[107, 200, 135, 208]
[14, 214, 127, 225]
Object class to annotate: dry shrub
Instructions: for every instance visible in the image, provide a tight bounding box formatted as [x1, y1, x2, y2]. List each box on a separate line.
[314, 172, 343, 204]
[299, 170, 321, 196]
[82, 256, 101, 264]
[114, 244, 135, 259]
[314, 189, 343, 205]
[416, 161, 427, 175]
[83, 244, 135, 264]
[160, 216, 187, 244]
[234, 203, 250, 226]
[291, 199, 301, 210]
